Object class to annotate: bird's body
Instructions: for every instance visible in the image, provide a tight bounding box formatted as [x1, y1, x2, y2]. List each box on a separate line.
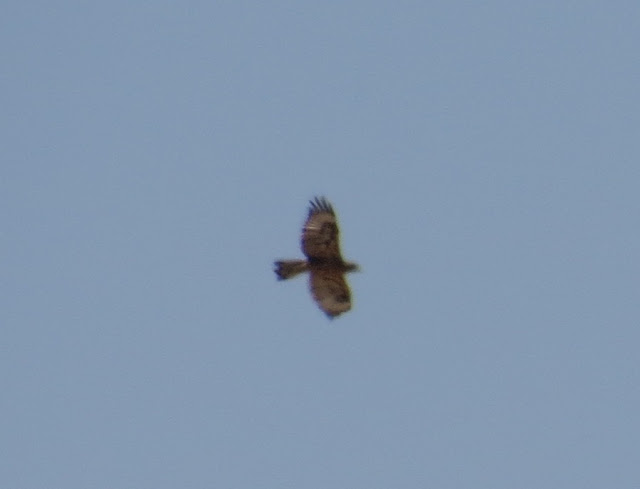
[274, 197, 358, 318]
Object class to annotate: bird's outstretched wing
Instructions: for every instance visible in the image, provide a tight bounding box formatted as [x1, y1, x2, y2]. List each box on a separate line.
[301, 196, 343, 261]
[309, 269, 352, 318]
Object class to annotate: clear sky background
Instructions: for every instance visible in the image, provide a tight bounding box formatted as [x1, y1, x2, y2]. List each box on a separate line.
[3, 2, 639, 488]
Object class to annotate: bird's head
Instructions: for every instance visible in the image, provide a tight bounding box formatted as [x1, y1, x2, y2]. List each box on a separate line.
[345, 261, 360, 273]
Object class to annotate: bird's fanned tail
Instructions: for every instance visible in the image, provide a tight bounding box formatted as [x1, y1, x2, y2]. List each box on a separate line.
[274, 260, 308, 280]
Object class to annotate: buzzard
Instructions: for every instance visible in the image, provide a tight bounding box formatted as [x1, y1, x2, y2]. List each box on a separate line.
[274, 197, 359, 318]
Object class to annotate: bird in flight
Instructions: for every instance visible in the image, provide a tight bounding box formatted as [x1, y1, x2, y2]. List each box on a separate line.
[274, 197, 359, 318]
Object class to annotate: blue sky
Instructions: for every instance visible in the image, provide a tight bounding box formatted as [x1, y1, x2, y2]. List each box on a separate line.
[3, 2, 640, 488]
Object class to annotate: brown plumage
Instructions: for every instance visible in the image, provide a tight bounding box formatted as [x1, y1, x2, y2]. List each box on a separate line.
[274, 197, 359, 318]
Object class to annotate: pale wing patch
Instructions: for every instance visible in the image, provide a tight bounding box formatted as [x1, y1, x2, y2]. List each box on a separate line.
[301, 197, 342, 260]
